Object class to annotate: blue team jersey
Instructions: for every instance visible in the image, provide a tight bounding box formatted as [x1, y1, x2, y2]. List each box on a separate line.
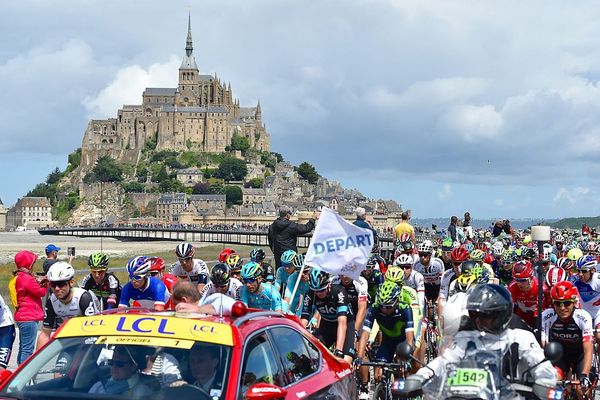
[363, 303, 414, 342]
[275, 267, 292, 294]
[284, 271, 310, 316]
[119, 276, 169, 309]
[241, 282, 282, 311]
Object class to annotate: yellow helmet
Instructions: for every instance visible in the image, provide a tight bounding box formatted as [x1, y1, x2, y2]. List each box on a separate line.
[455, 274, 477, 292]
[385, 266, 404, 285]
[567, 248, 584, 261]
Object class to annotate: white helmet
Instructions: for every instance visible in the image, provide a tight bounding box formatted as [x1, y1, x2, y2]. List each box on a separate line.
[47, 261, 75, 282]
[417, 241, 433, 254]
[393, 254, 414, 266]
[491, 242, 504, 257]
[442, 292, 468, 338]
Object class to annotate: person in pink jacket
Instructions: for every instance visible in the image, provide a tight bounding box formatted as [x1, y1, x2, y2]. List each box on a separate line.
[14, 250, 48, 364]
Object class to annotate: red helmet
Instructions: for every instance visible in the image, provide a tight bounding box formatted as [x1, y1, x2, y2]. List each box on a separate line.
[399, 233, 411, 243]
[149, 257, 165, 272]
[218, 248, 236, 263]
[450, 247, 469, 262]
[476, 242, 488, 252]
[512, 261, 533, 279]
[483, 253, 495, 265]
[550, 281, 578, 301]
[545, 266, 568, 287]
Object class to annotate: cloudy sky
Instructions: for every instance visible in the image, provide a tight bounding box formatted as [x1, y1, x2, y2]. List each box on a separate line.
[2, 0, 600, 219]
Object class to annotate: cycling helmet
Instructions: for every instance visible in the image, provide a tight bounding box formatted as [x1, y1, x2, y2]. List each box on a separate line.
[546, 266, 568, 287]
[417, 241, 433, 254]
[441, 237, 454, 251]
[47, 261, 75, 282]
[376, 281, 401, 306]
[451, 247, 470, 262]
[398, 233, 411, 243]
[464, 243, 475, 253]
[455, 274, 477, 292]
[281, 250, 297, 266]
[576, 255, 597, 271]
[393, 254, 413, 267]
[127, 256, 151, 278]
[588, 242, 598, 254]
[554, 234, 564, 244]
[218, 248, 236, 263]
[579, 241, 589, 252]
[385, 266, 405, 285]
[567, 248, 584, 261]
[550, 281, 578, 301]
[556, 257, 573, 270]
[226, 254, 243, 270]
[366, 255, 379, 270]
[512, 261, 533, 280]
[491, 242, 504, 257]
[483, 253, 495, 265]
[521, 248, 537, 260]
[501, 249, 515, 263]
[210, 263, 230, 286]
[471, 264, 490, 284]
[240, 262, 263, 280]
[470, 249, 486, 262]
[88, 252, 109, 270]
[466, 284, 512, 335]
[460, 260, 477, 276]
[293, 254, 305, 271]
[175, 242, 195, 259]
[249, 248, 266, 263]
[475, 243, 488, 252]
[308, 268, 330, 291]
[148, 257, 165, 272]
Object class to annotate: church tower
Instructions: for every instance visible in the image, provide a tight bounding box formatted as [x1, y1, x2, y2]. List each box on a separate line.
[176, 13, 199, 107]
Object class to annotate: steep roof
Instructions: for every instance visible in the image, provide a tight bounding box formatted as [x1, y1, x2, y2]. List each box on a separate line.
[144, 88, 177, 96]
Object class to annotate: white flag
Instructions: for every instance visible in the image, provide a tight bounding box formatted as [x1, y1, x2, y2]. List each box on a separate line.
[305, 207, 374, 281]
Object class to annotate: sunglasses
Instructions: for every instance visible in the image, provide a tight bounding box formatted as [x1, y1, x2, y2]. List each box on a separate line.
[108, 359, 132, 368]
[149, 271, 160, 277]
[401, 265, 412, 269]
[131, 274, 146, 282]
[553, 300, 575, 308]
[419, 253, 431, 257]
[214, 284, 228, 290]
[178, 257, 193, 262]
[578, 269, 592, 273]
[50, 280, 69, 288]
[514, 278, 530, 283]
[242, 278, 257, 284]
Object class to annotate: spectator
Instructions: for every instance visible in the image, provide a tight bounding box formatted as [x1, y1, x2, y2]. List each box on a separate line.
[353, 207, 378, 241]
[268, 206, 316, 268]
[14, 250, 48, 364]
[173, 281, 235, 316]
[42, 244, 60, 274]
[393, 212, 415, 243]
[463, 212, 473, 240]
[448, 216, 458, 242]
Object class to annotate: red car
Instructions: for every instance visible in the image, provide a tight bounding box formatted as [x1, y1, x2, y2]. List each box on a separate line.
[0, 303, 356, 400]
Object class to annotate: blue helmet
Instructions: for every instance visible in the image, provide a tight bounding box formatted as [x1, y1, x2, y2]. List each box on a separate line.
[576, 255, 597, 271]
[127, 256, 151, 278]
[281, 250, 297, 266]
[308, 268, 329, 291]
[241, 262, 263, 279]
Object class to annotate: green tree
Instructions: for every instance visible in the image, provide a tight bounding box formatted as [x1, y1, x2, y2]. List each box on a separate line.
[224, 185, 243, 206]
[297, 162, 320, 184]
[230, 133, 250, 154]
[272, 152, 284, 163]
[152, 165, 169, 183]
[122, 182, 146, 193]
[245, 178, 263, 188]
[84, 156, 123, 183]
[27, 183, 58, 203]
[216, 157, 248, 181]
[192, 182, 211, 194]
[46, 167, 63, 185]
[67, 148, 82, 171]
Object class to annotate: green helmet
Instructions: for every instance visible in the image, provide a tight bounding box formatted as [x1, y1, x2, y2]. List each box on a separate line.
[88, 252, 109, 270]
[241, 262, 263, 280]
[501, 249, 514, 263]
[441, 237, 454, 251]
[376, 281, 401, 306]
[471, 264, 489, 284]
[385, 266, 404, 285]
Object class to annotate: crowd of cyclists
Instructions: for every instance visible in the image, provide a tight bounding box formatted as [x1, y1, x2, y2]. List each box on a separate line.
[5, 224, 600, 399]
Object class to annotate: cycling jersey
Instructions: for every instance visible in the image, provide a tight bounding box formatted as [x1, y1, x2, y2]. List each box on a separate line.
[80, 273, 121, 311]
[43, 288, 99, 330]
[571, 273, 600, 326]
[403, 270, 425, 311]
[400, 285, 422, 347]
[363, 302, 414, 340]
[169, 259, 209, 284]
[331, 276, 368, 316]
[200, 278, 243, 302]
[0, 294, 14, 328]
[240, 282, 282, 312]
[414, 257, 444, 301]
[275, 266, 292, 296]
[261, 262, 275, 283]
[119, 276, 169, 309]
[301, 285, 352, 322]
[363, 270, 384, 301]
[438, 268, 457, 301]
[284, 272, 310, 316]
[508, 278, 549, 328]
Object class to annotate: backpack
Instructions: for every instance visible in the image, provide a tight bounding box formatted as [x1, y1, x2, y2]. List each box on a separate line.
[8, 276, 18, 309]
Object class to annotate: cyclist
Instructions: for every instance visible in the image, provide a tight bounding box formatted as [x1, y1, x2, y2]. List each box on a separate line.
[508, 261, 545, 329]
[283, 255, 311, 316]
[553, 235, 567, 257]
[362, 255, 385, 302]
[250, 248, 275, 283]
[497, 249, 516, 285]
[225, 253, 243, 281]
[148, 257, 178, 310]
[395, 254, 425, 312]
[119, 256, 169, 311]
[200, 263, 242, 302]
[570, 255, 600, 339]
[80, 252, 121, 311]
[413, 241, 444, 304]
[437, 246, 469, 316]
[331, 271, 369, 336]
[275, 250, 297, 296]
[542, 281, 593, 395]
[301, 268, 355, 364]
[240, 262, 282, 312]
[170, 242, 209, 292]
[218, 248, 236, 263]
[357, 281, 414, 399]
[37, 262, 99, 348]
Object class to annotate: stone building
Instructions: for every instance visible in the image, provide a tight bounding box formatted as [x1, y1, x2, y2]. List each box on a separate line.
[176, 168, 204, 187]
[7, 197, 54, 228]
[80, 14, 271, 173]
[0, 198, 7, 231]
[156, 192, 187, 222]
[189, 194, 225, 214]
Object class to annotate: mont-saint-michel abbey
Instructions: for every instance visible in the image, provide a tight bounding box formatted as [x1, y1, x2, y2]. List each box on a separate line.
[80, 15, 269, 169]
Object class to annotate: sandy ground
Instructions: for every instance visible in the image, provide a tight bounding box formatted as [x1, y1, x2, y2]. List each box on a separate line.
[0, 231, 204, 264]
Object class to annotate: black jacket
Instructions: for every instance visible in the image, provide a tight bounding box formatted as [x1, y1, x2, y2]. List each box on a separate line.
[268, 217, 315, 266]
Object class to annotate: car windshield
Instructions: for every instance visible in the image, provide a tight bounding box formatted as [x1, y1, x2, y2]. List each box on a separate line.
[2, 336, 231, 400]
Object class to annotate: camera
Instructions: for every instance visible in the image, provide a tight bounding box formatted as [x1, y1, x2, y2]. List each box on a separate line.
[67, 247, 76, 257]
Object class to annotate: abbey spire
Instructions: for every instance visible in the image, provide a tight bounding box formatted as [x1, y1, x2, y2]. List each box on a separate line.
[180, 12, 198, 71]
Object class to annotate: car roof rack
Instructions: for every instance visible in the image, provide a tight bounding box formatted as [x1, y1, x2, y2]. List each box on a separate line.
[233, 311, 286, 327]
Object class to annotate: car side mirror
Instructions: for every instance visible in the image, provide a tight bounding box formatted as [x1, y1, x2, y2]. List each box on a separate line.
[0, 369, 12, 385]
[544, 342, 563, 362]
[246, 383, 287, 400]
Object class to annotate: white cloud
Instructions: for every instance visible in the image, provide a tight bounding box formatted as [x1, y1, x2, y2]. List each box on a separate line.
[437, 184, 453, 200]
[553, 187, 591, 204]
[440, 104, 504, 142]
[83, 56, 179, 118]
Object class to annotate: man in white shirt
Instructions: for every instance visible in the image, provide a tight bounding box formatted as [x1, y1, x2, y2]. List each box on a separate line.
[172, 281, 235, 316]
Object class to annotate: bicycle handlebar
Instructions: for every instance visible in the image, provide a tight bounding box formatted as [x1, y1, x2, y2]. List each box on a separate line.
[360, 361, 406, 368]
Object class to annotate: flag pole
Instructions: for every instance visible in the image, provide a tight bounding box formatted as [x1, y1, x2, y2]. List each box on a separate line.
[288, 263, 306, 315]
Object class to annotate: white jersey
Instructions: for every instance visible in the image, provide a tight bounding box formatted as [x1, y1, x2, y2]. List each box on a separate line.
[541, 308, 594, 344]
[404, 270, 425, 311]
[170, 259, 209, 284]
[414, 257, 444, 285]
[200, 278, 243, 302]
[438, 269, 457, 300]
[199, 293, 236, 316]
[44, 287, 99, 329]
[0, 294, 14, 328]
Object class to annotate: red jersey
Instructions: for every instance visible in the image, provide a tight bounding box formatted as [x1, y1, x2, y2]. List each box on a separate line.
[162, 273, 178, 310]
[508, 278, 549, 327]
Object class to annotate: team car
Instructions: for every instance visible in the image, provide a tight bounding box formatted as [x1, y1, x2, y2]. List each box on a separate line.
[0, 303, 355, 400]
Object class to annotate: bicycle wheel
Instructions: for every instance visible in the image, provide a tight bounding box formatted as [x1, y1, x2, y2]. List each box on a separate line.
[371, 382, 387, 400]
